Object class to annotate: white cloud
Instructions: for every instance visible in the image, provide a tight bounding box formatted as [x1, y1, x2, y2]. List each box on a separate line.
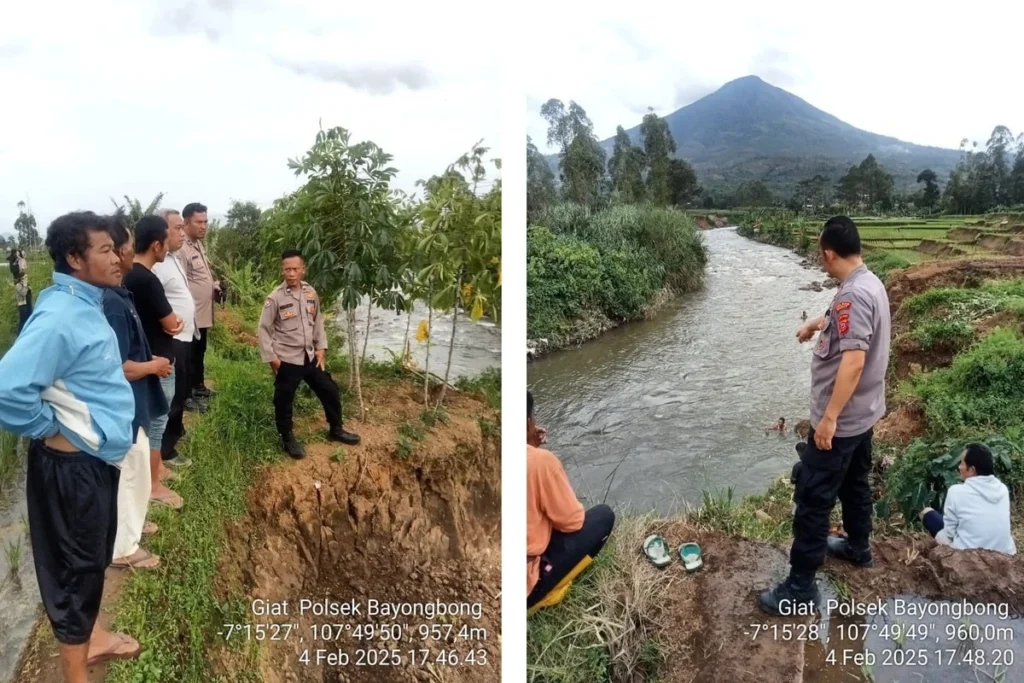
[525, 0, 1024, 156]
[0, 0, 500, 232]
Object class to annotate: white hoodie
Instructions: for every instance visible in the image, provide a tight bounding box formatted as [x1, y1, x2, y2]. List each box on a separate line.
[937, 475, 1016, 556]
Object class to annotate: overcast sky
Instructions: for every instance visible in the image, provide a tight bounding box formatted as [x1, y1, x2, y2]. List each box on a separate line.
[526, 1, 1024, 156]
[0, 0, 500, 234]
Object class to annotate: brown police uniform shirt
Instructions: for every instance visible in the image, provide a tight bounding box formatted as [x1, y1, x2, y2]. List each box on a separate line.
[180, 238, 216, 329]
[257, 281, 327, 365]
[810, 265, 891, 437]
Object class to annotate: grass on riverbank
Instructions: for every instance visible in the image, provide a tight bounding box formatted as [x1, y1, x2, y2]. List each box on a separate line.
[526, 479, 797, 683]
[527, 203, 707, 350]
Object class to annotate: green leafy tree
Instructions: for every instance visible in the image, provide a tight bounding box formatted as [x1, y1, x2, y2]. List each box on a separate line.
[640, 109, 676, 205]
[735, 180, 773, 206]
[916, 169, 941, 209]
[266, 126, 407, 419]
[987, 125, 1016, 205]
[667, 158, 700, 206]
[836, 154, 894, 210]
[210, 199, 265, 271]
[526, 136, 557, 219]
[607, 126, 646, 203]
[793, 174, 830, 210]
[1010, 141, 1024, 205]
[109, 193, 164, 229]
[417, 143, 501, 409]
[14, 201, 40, 249]
[540, 99, 605, 207]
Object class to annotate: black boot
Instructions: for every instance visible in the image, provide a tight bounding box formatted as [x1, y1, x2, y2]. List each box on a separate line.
[328, 426, 361, 446]
[281, 434, 306, 459]
[826, 536, 873, 567]
[758, 572, 820, 616]
[194, 385, 213, 399]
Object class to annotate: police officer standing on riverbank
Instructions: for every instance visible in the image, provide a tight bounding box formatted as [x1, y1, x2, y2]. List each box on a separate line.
[759, 216, 891, 616]
[258, 250, 360, 459]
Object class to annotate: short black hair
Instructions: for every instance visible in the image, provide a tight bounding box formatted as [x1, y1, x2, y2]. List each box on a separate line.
[281, 250, 304, 261]
[963, 443, 995, 476]
[46, 212, 115, 274]
[779, 417, 785, 422]
[527, 391, 534, 419]
[135, 215, 169, 254]
[182, 202, 208, 219]
[820, 216, 861, 257]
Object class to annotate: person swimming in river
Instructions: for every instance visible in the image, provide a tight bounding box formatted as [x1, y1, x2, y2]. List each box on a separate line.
[766, 417, 787, 434]
[801, 311, 807, 321]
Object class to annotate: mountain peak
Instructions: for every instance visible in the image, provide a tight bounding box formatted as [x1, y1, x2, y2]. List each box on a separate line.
[594, 77, 960, 196]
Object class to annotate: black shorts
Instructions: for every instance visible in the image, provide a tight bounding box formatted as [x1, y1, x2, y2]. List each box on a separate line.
[26, 441, 119, 645]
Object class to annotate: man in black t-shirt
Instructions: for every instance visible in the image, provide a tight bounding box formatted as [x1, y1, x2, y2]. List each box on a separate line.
[123, 216, 185, 511]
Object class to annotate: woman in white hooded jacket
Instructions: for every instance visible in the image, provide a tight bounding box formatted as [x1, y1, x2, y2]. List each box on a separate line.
[920, 443, 1016, 556]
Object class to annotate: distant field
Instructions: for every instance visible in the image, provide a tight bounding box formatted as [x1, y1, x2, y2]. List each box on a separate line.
[787, 215, 1024, 260]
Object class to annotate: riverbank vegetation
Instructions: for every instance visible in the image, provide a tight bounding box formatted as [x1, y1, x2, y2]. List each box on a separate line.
[526, 101, 708, 351]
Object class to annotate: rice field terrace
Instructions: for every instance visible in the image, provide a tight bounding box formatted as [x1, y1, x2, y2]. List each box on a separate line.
[738, 211, 1024, 262]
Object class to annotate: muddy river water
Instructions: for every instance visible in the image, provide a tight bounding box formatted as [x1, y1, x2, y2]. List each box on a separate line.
[528, 228, 834, 511]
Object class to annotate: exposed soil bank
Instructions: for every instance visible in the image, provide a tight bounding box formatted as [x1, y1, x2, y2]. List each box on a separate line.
[214, 382, 501, 683]
[886, 257, 1024, 314]
[611, 521, 1024, 683]
[693, 215, 730, 230]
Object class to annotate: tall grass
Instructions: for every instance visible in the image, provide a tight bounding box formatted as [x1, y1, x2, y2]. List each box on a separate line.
[108, 353, 277, 682]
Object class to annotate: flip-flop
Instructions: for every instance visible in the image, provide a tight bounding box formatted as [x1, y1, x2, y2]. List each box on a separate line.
[111, 548, 161, 570]
[150, 491, 183, 510]
[642, 534, 672, 569]
[142, 521, 158, 535]
[679, 542, 703, 572]
[86, 633, 140, 665]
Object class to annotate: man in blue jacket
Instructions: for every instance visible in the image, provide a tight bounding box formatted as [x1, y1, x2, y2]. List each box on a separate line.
[0, 212, 140, 679]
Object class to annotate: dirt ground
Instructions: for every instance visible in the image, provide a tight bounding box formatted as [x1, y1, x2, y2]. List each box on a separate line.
[886, 257, 1024, 314]
[213, 381, 501, 683]
[624, 523, 1024, 683]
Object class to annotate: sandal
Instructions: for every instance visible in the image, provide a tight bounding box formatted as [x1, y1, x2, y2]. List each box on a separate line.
[111, 548, 161, 570]
[679, 542, 703, 572]
[150, 490, 183, 510]
[642, 534, 672, 569]
[142, 521, 158, 535]
[87, 633, 140, 665]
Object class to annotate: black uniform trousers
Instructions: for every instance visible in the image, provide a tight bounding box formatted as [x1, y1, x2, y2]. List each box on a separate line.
[190, 327, 210, 393]
[162, 339, 192, 459]
[527, 504, 616, 608]
[790, 427, 873, 575]
[274, 355, 342, 437]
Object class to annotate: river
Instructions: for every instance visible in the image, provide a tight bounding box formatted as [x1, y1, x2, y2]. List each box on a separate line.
[528, 228, 834, 512]
[352, 296, 501, 380]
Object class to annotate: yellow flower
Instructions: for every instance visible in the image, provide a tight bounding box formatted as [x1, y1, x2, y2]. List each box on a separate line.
[415, 319, 430, 343]
[471, 296, 484, 321]
[461, 282, 473, 302]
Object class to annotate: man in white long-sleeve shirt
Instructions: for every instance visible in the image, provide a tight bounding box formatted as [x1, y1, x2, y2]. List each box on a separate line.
[920, 443, 1016, 556]
[151, 209, 199, 468]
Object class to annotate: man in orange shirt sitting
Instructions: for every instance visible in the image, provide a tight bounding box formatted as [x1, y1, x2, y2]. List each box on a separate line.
[527, 391, 616, 609]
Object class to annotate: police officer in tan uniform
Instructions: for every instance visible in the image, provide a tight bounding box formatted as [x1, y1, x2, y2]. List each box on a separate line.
[759, 216, 891, 616]
[258, 250, 360, 458]
[179, 202, 218, 408]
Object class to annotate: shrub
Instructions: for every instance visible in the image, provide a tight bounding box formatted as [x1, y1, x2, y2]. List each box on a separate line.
[910, 329, 1024, 437]
[527, 204, 707, 344]
[911, 320, 975, 351]
[526, 226, 604, 339]
[881, 435, 1024, 523]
